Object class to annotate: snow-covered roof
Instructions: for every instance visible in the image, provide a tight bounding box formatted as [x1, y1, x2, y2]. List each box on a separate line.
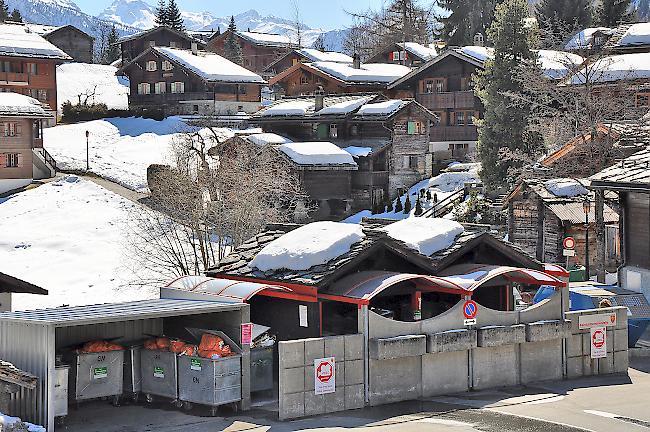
[537, 50, 584, 80]
[261, 100, 315, 116]
[277, 142, 357, 166]
[24, 24, 61, 36]
[316, 96, 374, 115]
[0, 92, 50, 117]
[381, 218, 465, 256]
[616, 22, 650, 47]
[153, 47, 265, 83]
[456, 45, 494, 63]
[399, 42, 438, 61]
[565, 27, 612, 50]
[249, 221, 365, 271]
[239, 31, 293, 47]
[118, 25, 204, 44]
[311, 61, 411, 84]
[343, 146, 373, 158]
[568, 52, 650, 84]
[245, 133, 292, 146]
[356, 100, 404, 116]
[298, 48, 353, 63]
[544, 178, 589, 197]
[0, 23, 71, 60]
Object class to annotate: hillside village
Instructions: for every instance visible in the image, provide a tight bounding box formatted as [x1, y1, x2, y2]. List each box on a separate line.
[1, 0, 650, 431]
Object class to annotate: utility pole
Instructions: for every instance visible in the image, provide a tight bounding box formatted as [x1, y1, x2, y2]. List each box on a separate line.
[85, 130, 90, 171]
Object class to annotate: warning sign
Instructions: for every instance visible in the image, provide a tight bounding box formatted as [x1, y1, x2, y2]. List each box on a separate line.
[314, 357, 335, 395]
[590, 326, 607, 359]
[241, 323, 253, 346]
[579, 313, 616, 330]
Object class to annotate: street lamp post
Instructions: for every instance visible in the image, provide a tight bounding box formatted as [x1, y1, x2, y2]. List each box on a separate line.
[583, 197, 591, 280]
[85, 130, 90, 171]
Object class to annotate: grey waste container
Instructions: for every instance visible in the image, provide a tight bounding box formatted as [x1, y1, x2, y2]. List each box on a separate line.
[177, 354, 241, 414]
[250, 346, 273, 392]
[140, 349, 179, 401]
[123, 344, 142, 401]
[69, 350, 124, 404]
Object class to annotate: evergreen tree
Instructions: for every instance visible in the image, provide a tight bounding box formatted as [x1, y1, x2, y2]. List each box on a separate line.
[166, 0, 184, 32]
[10, 8, 21, 22]
[535, 0, 592, 47]
[394, 195, 403, 213]
[639, 0, 650, 20]
[0, 0, 9, 22]
[436, 0, 497, 46]
[476, 0, 543, 190]
[313, 34, 326, 51]
[154, 0, 168, 27]
[104, 26, 121, 64]
[414, 197, 423, 216]
[426, 189, 432, 201]
[403, 194, 412, 214]
[224, 16, 244, 66]
[595, 0, 633, 27]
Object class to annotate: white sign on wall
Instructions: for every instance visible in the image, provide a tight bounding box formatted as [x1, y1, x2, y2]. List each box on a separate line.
[314, 357, 335, 395]
[578, 313, 616, 330]
[590, 326, 607, 359]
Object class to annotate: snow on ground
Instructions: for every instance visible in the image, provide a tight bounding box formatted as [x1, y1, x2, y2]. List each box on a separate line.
[544, 178, 588, 197]
[0, 176, 159, 311]
[57, 63, 130, 112]
[0, 412, 45, 432]
[250, 221, 365, 271]
[277, 142, 356, 166]
[44, 117, 249, 192]
[382, 218, 464, 256]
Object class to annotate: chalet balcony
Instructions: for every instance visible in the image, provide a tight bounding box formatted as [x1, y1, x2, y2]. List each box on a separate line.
[417, 91, 477, 110]
[129, 92, 215, 104]
[0, 72, 28, 84]
[430, 125, 478, 142]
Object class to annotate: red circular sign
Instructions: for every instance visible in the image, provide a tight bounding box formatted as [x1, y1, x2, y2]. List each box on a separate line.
[592, 329, 605, 349]
[563, 237, 575, 249]
[316, 360, 333, 383]
[463, 300, 478, 319]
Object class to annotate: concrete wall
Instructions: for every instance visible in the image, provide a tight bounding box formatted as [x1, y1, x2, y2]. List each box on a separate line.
[565, 307, 629, 378]
[619, 265, 650, 301]
[278, 334, 364, 420]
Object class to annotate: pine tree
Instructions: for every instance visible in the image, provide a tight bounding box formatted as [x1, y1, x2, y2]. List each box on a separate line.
[476, 0, 544, 190]
[403, 194, 411, 214]
[224, 16, 244, 66]
[394, 196, 403, 213]
[104, 26, 121, 64]
[9, 8, 21, 22]
[437, 0, 497, 46]
[535, 0, 592, 47]
[313, 34, 326, 51]
[154, 0, 168, 27]
[414, 197, 423, 216]
[0, 0, 9, 22]
[426, 189, 432, 201]
[166, 0, 184, 32]
[595, 0, 633, 27]
[639, 0, 650, 20]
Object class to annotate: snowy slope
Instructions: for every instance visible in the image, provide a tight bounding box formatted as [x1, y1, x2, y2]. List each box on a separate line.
[0, 176, 159, 311]
[56, 63, 130, 112]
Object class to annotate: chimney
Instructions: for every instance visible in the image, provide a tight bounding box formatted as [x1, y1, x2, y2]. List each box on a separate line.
[353, 53, 361, 69]
[191, 42, 198, 55]
[314, 86, 325, 111]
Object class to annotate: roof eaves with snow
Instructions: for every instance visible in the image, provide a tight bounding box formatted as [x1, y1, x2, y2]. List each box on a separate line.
[268, 62, 347, 87]
[352, 99, 438, 122]
[238, 31, 293, 48]
[0, 23, 71, 61]
[117, 25, 206, 45]
[309, 62, 409, 86]
[251, 93, 384, 120]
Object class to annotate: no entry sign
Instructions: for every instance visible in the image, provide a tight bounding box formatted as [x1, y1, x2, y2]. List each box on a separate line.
[314, 357, 335, 395]
[563, 237, 575, 249]
[590, 326, 607, 359]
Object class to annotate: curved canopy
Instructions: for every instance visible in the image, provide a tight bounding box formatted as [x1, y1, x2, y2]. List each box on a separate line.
[165, 275, 291, 301]
[437, 264, 565, 292]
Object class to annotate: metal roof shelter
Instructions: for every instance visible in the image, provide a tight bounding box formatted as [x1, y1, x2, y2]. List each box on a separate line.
[164, 275, 291, 301]
[437, 264, 566, 291]
[0, 298, 249, 431]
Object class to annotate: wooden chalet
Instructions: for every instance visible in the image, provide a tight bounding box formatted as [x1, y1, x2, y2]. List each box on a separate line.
[0, 23, 72, 119]
[263, 48, 353, 78]
[367, 41, 438, 67]
[118, 25, 206, 64]
[27, 24, 94, 63]
[208, 30, 293, 73]
[117, 45, 265, 116]
[268, 59, 411, 97]
[206, 219, 547, 339]
[590, 148, 650, 294]
[250, 93, 437, 209]
[603, 23, 650, 54]
[503, 178, 619, 272]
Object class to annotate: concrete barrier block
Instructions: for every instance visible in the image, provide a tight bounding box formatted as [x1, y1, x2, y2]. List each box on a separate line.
[304, 338, 325, 364]
[304, 365, 314, 391]
[344, 359, 364, 385]
[472, 345, 518, 389]
[615, 308, 628, 330]
[520, 339, 563, 384]
[477, 325, 525, 347]
[606, 329, 614, 353]
[369, 335, 426, 360]
[279, 340, 305, 369]
[567, 356, 583, 379]
[324, 389, 345, 413]
[422, 351, 469, 396]
[567, 334, 583, 357]
[304, 392, 325, 416]
[335, 360, 344, 388]
[582, 356, 594, 376]
[279, 391, 304, 420]
[598, 355, 614, 374]
[281, 367, 305, 394]
[344, 384, 364, 410]
[525, 320, 571, 342]
[614, 328, 628, 352]
[582, 333, 591, 354]
[427, 329, 477, 353]
[345, 334, 363, 360]
[614, 350, 629, 373]
[325, 336, 345, 360]
[368, 357, 421, 406]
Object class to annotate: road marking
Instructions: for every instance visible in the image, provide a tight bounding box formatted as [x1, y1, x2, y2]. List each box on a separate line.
[584, 410, 650, 428]
[583, 410, 618, 419]
[430, 393, 564, 409]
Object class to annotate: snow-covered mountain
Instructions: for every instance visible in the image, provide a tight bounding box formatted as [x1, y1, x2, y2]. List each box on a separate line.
[97, 0, 156, 30]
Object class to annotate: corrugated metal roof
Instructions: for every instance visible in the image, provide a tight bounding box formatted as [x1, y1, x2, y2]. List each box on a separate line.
[547, 201, 619, 224]
[0, 298, 244, 327]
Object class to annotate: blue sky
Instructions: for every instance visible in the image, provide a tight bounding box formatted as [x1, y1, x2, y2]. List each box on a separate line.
[78, 0, 387, 30]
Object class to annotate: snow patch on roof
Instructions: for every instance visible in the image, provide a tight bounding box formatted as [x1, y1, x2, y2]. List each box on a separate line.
[565, 27, 612, 50]
[246, 133, 292, 146]
[317, 96, 373, 115]
[299, 48, 353, 63]
[537, 50, 584, 80]
[344, 146, 373, 157]
[357, 100, 403, 116]
[261, 100, 315, 116]
[457, 46, 494, 63]
[382, 218, 464, 256]
[0, 23, 70, 59]
[277, 142, 357, 166]
[250, 221, 366, 271]
[0, 92, 48, 116]
[399, 42, 437, 60]
[312, 61, 411, 83]
[154, 47, 265, 83]
[569, 52, 650, 84]
[240, 31, 293, 46]
[617, 23, 650, 47]
[544, 178, 589, 197]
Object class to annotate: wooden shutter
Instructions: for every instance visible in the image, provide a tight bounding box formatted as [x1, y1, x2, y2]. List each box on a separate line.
[0, 153, 6, 167]
[15, 123, 22, 137]
[17, 153, 23, 168]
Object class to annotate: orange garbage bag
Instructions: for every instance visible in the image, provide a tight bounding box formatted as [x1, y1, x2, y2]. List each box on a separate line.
[79, 340, 124, 353]
[181, 344, 197, 356]
[198, 334, 232, 358]
[170, 340, 186, 354]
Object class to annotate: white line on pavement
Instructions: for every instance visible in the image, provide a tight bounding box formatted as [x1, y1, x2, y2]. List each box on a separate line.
[583, 410, 619, 419]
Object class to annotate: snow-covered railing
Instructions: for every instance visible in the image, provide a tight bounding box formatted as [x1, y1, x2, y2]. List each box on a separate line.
[419, 188, 464, 218]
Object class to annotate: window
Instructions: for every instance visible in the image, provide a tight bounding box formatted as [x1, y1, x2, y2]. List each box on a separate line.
[192, 104, 199, 114]
[146, 61, 157, 71]
[171, 81, 185, 93]
[5, 153, 19, 167]
[391, 51, 400, 62]
[154, 82, 166, 94]
[300, 74, 309, 85]
[407, 121, 423, 134]
[435, 78, 445, 92]
[37, 89, 47, 102]
[149, 40, 156, 47]
[455, 111, 465, 126]
[169, 41, 177, 48]
[238, 84, 247, 95]
[424, 80, 434, 93]
[329, 124, 338, 138]
[2, 122, 19, 137]
[350, 124, 359, 136]
[137, 82, 151, 94]
[406, 155, 418, 169]
[162, 60, 173, 71]
[26, 63, 37, 75]
[636, 93, 649, 107]
[466, 111, 475, 125]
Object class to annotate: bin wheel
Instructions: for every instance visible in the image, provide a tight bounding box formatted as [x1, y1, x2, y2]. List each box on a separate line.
[182, 401, 192, 411]
[145, 393, 153, 403]
[210, 406, 219, 417]
[132, 393, 139, 404]
[173, 399, 183, 409]
[111, 395, 121, 407]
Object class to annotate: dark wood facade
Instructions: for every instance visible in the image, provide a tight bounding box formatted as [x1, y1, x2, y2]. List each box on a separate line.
[208, 30, 291, 73]
[119, 26, 204, 64]
[367, 42, 435, 67]
[43, 26, 93, 64]
[0, 57, 60, 115]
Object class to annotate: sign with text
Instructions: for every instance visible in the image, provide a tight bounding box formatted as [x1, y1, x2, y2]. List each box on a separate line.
[241, 323, 253, 346]
[578, 313, 616, 330]
[590, 326, 607, 359]
[314, 357, 335, 395]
